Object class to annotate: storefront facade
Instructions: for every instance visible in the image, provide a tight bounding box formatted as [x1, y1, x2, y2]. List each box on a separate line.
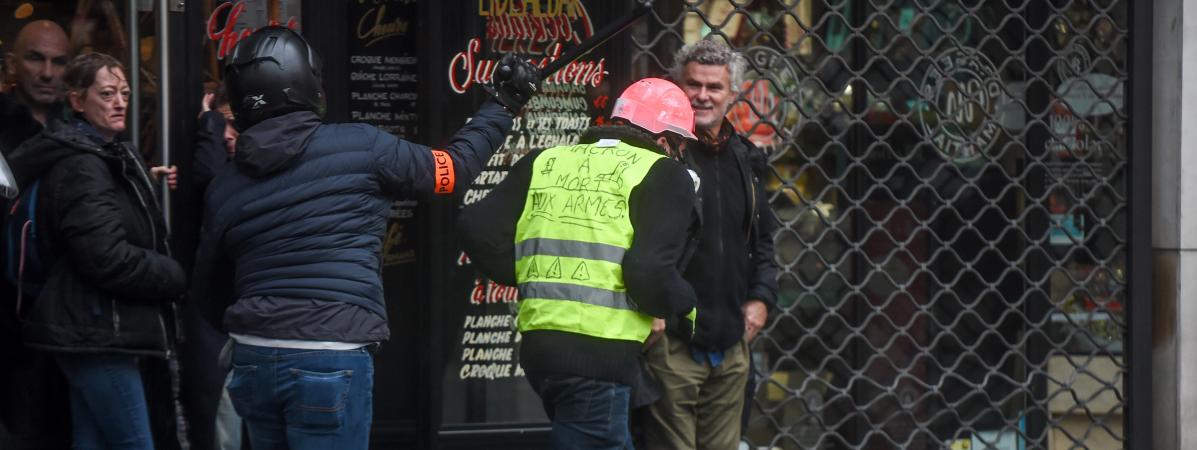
[0, 0, 1150, 449]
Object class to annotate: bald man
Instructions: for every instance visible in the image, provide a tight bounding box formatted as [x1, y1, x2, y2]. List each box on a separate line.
[1, 20, 70, 154]
[0, 20, 72, 450]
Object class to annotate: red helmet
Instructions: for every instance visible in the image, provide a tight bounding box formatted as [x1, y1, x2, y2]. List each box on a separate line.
[611, 78, 697, 140]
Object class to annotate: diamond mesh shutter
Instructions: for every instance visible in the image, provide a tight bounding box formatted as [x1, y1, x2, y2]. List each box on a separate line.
[631, 1, 1129, 448]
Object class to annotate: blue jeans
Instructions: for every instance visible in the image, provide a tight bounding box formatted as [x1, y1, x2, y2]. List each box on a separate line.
[527, 371, 634, 450]
[54, 353, 154, 450]
[226, 343, 373, 450]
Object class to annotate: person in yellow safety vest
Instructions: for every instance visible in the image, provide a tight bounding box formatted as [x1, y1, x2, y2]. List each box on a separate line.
[458, 78, 701, 450]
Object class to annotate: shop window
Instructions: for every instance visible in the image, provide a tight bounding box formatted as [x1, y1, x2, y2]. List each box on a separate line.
[648, 0, 1130, 449]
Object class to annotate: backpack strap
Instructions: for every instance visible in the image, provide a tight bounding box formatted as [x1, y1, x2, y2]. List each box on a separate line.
[10, 180, 40, 318]
[16, 217, 32, 316]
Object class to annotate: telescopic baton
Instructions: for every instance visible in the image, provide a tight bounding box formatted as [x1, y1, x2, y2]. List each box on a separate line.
[538, 0, 655, 82]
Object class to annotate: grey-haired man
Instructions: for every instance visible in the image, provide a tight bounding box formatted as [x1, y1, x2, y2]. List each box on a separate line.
[641, 39, 780, 450]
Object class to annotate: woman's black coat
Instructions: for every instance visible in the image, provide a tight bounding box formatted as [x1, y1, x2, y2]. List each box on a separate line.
[7, 118, 185, 356]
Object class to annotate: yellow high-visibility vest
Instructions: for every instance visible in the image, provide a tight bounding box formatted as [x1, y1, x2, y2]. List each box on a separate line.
[514, 139, 692, 342]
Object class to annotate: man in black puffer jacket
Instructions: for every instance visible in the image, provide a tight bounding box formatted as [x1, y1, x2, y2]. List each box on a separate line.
[191, 27, 535, 449]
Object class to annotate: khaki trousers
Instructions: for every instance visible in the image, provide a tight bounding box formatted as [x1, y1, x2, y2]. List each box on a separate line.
[642, 333, 749, 450]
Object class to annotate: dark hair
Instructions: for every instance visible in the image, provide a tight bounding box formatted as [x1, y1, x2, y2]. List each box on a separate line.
[579, 121, 682, 157]
[606, 118, 685, 151]
[63, 52, 125, 94]
[213, 85, 230, 108]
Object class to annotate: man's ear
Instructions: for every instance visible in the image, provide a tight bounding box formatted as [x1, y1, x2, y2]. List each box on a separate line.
[656, 136, 674, 157]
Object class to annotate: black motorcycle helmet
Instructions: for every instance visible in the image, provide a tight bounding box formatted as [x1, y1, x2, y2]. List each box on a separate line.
[224, 26, 325, 131]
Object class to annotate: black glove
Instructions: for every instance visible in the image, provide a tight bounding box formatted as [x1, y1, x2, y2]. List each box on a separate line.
[487, 54, 541, 114]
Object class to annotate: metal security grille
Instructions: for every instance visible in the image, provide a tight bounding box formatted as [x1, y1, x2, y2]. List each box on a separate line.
[632, 0, 1129, 448]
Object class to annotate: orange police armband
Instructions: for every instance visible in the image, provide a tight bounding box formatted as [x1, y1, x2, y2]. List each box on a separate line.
[431, 149, 455, 195]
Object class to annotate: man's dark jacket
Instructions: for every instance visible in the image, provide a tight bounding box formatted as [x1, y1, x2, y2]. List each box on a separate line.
[6, 117, 186, 355]
[193, 100, 512, 342]
[0, 93, 44, 156]
[0, 93, 70, 157]
[457, 125, 700, 386]
[192, 110, 231, 189]
[678, 124, 780, 352]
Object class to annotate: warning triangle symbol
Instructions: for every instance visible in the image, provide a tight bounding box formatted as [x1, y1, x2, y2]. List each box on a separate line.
[571, 261, 590, 281]
[525, 259, 540, 278]
[546, 258, 563, 279]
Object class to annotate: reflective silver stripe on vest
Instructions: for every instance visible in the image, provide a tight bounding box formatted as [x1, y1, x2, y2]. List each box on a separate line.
[518, 282, 634, 311]
[514, 238, 626, 264]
